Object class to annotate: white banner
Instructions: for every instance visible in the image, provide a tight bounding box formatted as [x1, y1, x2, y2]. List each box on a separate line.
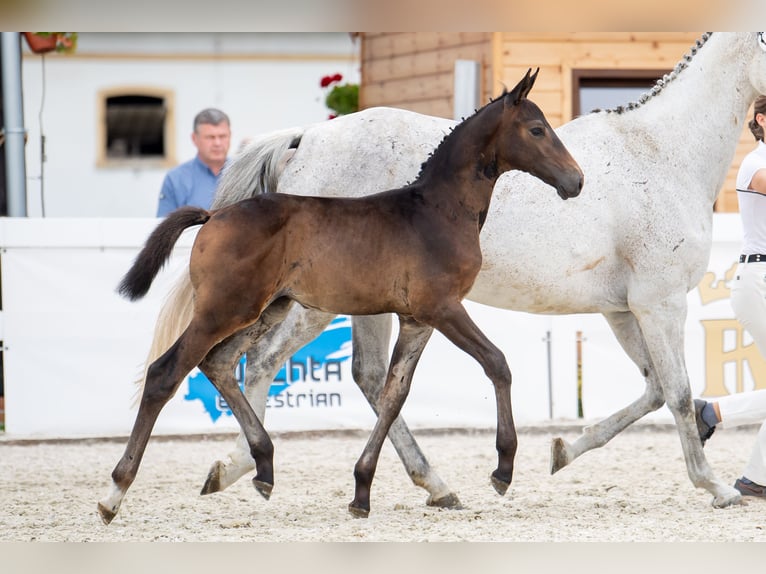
[1, 214, 764, 439]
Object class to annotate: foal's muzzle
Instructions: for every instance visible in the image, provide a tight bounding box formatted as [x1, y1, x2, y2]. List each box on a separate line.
[557, 172, 584, 200]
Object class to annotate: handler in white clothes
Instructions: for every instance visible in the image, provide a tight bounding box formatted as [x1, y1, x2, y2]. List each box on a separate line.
[695, 95, 766, 498]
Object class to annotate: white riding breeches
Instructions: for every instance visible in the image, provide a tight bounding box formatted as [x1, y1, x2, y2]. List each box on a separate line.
[716, 390, 766, 485]
[730, 261, 766, 357]
[725, 261, 766, 485]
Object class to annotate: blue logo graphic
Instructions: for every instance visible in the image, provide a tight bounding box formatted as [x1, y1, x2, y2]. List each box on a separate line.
[184, 316, 352, 422]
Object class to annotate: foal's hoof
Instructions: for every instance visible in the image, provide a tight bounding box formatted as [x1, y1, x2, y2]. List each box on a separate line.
[200, 461, 224, 495]
[348, 502, 370, 518]
[550, 437, 572, 474]
[490, 472, 510, 496]
[97, 502, 117, 526]
[426, 492, 463, 510]
[252, 478, 273, 500]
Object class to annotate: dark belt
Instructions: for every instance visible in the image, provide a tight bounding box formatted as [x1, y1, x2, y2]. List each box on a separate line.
[740, 254, 766, 263]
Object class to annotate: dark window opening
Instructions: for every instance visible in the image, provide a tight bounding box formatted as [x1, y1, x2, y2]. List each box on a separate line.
[572, 69, 669, 118]
[106, 95, 166, 158]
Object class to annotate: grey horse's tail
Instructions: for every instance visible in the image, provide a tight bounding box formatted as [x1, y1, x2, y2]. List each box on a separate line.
[212, 126, 305, 208]
[131, 126, 306, 404]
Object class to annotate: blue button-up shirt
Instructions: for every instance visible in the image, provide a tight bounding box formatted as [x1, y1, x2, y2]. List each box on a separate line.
[157, 156, 228, 216]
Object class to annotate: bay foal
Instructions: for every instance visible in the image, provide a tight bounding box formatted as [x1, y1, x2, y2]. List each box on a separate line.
[98, 69, 583, 523]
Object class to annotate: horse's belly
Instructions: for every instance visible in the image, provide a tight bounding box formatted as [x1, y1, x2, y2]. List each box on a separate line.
[467, 266, 626, 315]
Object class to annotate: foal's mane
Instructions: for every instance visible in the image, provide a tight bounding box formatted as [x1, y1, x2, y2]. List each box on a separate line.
[412, 87, 509, 183]
[595, 32, 713, 115]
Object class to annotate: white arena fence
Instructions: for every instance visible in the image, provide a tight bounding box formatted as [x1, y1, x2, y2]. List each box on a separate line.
[0, 214, 763, 439]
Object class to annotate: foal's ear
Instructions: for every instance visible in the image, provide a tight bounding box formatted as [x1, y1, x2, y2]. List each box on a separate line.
[505, 68, 539, 106]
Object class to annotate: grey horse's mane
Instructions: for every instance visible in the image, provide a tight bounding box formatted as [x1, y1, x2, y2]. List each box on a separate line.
[596, 32, 713, 115]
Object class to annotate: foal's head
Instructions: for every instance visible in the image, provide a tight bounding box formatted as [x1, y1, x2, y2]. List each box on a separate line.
[495, 69, 583, 200]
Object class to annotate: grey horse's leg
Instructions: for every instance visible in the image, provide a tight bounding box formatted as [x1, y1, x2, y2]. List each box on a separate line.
[349, 316, 434, 517]
[551, 302, 740, 507]
[201, 304, 335, 494]
[632, 298, 740, 507]
[551, 310, 665, 472]
[351, 314, 461, 508]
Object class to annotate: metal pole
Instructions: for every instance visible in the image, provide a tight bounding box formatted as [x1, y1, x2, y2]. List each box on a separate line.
[576, 330, 584, 418]
[1, 32, 27, 217]
[545, 329, 553, 419]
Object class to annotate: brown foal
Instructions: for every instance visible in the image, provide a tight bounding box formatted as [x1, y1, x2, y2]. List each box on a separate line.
[98, 69, 583, 524]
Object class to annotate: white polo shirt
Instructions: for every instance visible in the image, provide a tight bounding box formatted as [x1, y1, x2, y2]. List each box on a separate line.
[737, 141, 766, 256]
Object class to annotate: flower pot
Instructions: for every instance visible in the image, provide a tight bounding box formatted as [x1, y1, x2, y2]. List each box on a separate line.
[23, 32, 58, 54]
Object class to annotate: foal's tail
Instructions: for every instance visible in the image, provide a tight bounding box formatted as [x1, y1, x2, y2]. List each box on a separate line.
[130, 126, 307, 402]
[118, 207, 210, 301]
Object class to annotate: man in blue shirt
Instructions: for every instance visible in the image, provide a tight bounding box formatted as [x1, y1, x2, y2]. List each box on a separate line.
[157, 108, 231, 216]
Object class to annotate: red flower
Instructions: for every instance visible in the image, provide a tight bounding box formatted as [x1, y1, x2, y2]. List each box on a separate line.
[328, 114, 338, 120]
[320, 73, 344, 88]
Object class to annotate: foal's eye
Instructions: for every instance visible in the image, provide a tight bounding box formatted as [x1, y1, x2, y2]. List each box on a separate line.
[530, 127, 545, 137]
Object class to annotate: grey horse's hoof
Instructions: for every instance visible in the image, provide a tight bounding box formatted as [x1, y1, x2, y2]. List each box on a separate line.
[550, 437, 571, 474]
[200, 461, 224, 495]
[490, 473, 510, 496]
[712, 490, 743, 509]
[252, 478, 273, 500]
[427, 492, 463, 510]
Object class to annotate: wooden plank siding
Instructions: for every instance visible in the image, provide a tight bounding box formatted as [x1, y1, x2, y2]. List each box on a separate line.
[360, 32, 494, 119]
[358, 32, 753, 212]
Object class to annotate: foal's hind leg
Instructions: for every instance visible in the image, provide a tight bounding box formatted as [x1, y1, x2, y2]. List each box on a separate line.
[349, 316, 433, 517]
[98, 322, 223, 525]
[201, 305, 334, 495]
[551, 310, 666, 473]
[352, 314, 461, 509]
[199, 303, 293, 500]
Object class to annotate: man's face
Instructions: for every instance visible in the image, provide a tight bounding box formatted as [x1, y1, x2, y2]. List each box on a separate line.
[192, 122, 231, 165]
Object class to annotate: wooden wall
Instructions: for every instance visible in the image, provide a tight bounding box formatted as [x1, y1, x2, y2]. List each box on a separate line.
[497, 33, 747, 212]
[360, 32, 494, 118]
[497, 33, 699, 127]
[359, 32, 752, 212]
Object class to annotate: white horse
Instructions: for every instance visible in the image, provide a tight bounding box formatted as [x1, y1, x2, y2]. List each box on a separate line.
[146, 32, 766, 509]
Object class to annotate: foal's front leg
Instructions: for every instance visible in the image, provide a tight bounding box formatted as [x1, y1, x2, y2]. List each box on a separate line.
[430, 302, 516, 495]
[349, 316, 433, 517]
[352, 314, 461, 509]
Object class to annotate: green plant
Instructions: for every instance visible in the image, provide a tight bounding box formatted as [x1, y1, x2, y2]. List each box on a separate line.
[320, 73, 358, 118]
